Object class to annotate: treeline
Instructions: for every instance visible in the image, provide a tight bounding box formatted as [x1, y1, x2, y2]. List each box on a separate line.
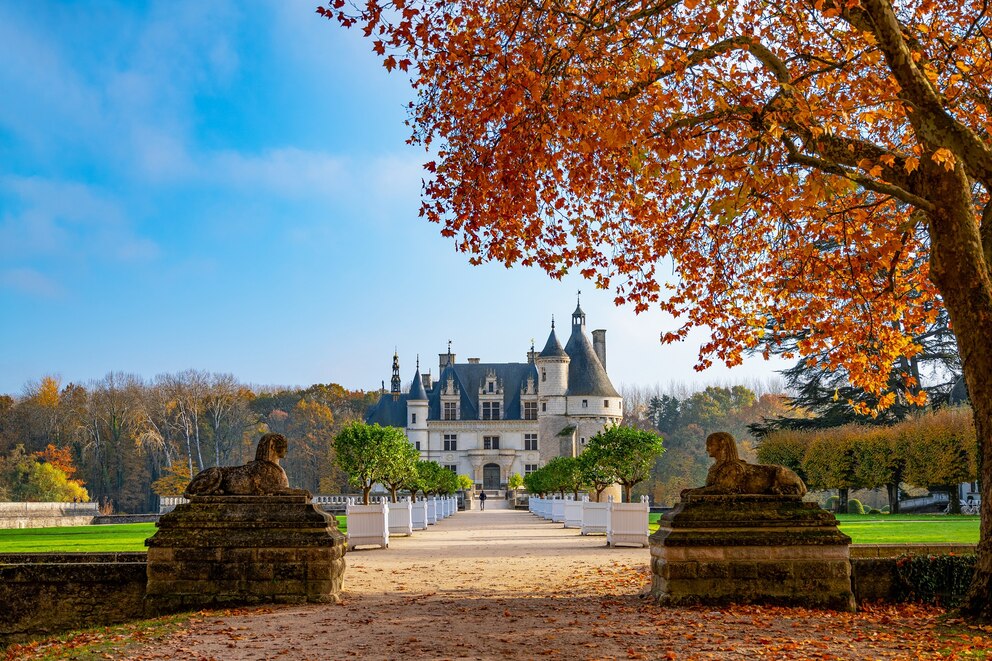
[758, 406, 977, 513]
[0, 372, 378, 512]
[621, 383, 794, 505]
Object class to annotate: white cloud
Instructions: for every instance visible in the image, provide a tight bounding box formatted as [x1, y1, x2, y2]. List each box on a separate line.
[0, 268, 62, 298]
[0, 177, 159, 263]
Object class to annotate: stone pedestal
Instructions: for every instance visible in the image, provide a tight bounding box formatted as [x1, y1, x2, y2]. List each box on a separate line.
[650, 494, 855, 611]
[145, 495, 346, 615]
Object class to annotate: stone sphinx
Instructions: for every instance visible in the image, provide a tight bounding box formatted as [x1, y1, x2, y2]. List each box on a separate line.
[683, 431, 807, 497]
[185, 432, 310, 497]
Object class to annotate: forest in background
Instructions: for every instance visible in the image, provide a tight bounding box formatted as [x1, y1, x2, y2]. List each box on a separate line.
[0, 372, 376, 512]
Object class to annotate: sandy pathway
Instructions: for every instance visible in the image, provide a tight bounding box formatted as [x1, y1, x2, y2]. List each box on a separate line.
[108, 509, 986, 660]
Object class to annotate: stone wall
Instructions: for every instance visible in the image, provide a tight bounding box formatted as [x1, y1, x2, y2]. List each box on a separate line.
[0, 553, 147, 646]
[0, 502, 99, 529]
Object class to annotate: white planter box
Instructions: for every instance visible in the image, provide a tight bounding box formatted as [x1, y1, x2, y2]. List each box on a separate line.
[411, 499, 428, 530]
[427, 498, 438, 524]
[551, 498, 566, 523]
[563, 499, 583, 528]
[581, 497, 609, 535]
[607, 496, 649, 547]
[529, 497, 538, 514]
[388, 497, 413, 535]
[346, 499, 389, 550]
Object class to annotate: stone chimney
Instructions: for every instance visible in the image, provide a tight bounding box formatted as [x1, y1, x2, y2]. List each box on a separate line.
[467, 357, 481, 364]
[422, 371, 433, 390]
[592, 329, 607, 369]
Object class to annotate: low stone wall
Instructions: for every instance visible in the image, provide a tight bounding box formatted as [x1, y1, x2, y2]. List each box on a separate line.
[850, 544, 977, 603]
[0, 553, 147, 646]
[0, 502, 99, 529]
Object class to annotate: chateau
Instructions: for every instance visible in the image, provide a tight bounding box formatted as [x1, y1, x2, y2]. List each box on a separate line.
[366, 300, 623, 491]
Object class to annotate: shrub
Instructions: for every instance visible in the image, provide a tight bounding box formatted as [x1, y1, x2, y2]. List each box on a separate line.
[826, 495, 840, 511]
[881, 505, 890, 513]
[867, 507, 882, 514]
[895, 554, 976, 607]
[847, 498, 865, 514]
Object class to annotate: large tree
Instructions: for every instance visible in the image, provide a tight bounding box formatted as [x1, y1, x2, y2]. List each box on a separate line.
[323, 0, 992, 619]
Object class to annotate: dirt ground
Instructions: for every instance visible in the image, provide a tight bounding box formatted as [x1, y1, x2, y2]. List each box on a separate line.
[25, 508, 992, 660]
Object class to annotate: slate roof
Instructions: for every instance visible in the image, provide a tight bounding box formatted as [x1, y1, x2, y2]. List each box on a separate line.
[428, 362, 539, 421]
[408, 368, 428, 400]
[563, 325, 620, 398]
[538, 327, 567, 358]
[365, 393, 409, 427]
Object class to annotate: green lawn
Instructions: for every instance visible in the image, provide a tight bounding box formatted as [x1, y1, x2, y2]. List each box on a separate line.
[0, 514, 978, 553]
[648, 512, 980, 544]
[0, 516, 348, 553]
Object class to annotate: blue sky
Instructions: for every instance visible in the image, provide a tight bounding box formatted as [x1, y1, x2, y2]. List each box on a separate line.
[0, 0, 788, 396]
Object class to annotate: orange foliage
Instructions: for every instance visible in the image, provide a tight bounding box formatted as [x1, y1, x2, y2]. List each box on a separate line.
[34, 444, 77, 480]
[319, 0, 991, 411]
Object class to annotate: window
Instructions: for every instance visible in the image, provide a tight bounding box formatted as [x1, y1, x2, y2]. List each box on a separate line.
[443, 401, 457, 420]
[484, 435, 500, 450]
[580, 437, 586, 445]
[604, 400, 609, 407]
[487, 381, 495, 393]
[523, 401, 537, 420]
[443, 434, 458, 451]
[524, 433, 538, 451]
[541, 368, 546, 382]
[582, 399, 588, 408]
[414, 441, 420, 451]
[411, 413, 417, 424]
[444, 464, 457, 473]
[482, 401, 501, 420]
[525, 464, 538, 475]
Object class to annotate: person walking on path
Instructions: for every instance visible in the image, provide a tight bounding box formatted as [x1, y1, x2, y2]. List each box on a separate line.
[478, 490, 487, 511]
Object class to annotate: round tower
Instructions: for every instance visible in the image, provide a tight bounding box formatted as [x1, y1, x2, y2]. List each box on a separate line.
[535, 319, 569, 401]
[406, 358, 429, 454]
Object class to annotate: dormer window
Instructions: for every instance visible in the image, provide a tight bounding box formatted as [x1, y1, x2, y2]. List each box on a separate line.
[482, 401, 501, 420]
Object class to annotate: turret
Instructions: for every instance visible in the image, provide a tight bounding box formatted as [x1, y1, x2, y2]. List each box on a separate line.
[407, 357, 429, 453]
[535, 318, 569, 398]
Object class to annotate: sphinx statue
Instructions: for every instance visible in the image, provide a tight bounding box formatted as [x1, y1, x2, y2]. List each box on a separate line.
[185, 433, 310, 497]
[683, 431, 807, 497]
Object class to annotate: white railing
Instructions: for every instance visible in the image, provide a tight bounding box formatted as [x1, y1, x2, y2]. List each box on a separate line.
[551, 497, 566, 523]
[387, 497, 413, 535]
[411, 499, 428, 530]
[158, 496, 188, 513]
[606, 495, 649, 548]
[581, 496, 609, 535]
[563, 499, 583, 528]
[346, 498, 389, 550]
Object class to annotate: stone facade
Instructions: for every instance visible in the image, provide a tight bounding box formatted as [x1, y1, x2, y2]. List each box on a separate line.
[650, 494, 856, 611]
[366, 301, 623, 489]
[145, 494, 346, 615]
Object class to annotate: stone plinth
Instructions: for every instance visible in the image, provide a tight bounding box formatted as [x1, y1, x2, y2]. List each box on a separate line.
[650, 494, 855, 611]
[145, 495, 346, 615]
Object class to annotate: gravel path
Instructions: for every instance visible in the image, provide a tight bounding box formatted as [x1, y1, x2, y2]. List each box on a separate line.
[106, 509, 984, 660]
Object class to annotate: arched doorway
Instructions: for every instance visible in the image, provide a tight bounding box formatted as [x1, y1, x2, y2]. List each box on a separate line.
[483, 463, 500, 491]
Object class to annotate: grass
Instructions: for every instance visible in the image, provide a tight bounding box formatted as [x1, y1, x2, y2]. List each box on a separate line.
[0, 514, 979, 553]
[0, 516, 348, 554]
[648, 512, 980, 544]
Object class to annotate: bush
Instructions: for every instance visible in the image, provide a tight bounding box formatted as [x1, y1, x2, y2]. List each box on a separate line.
[881, 505, 890, 513]
[847, 498, 865, 514]
[867, 507, 882, 514]
[895, 554, 976, 607]
[826, 495, 840, 511]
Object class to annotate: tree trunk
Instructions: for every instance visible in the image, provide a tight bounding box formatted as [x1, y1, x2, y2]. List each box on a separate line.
[924, 170, 992, 622]
[623, 483, 632, 503]
[946, 486, 961, 514]
[362, 485, 371, 505]
[390, 486, 398, 503]
[886, 482, 900, 514]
